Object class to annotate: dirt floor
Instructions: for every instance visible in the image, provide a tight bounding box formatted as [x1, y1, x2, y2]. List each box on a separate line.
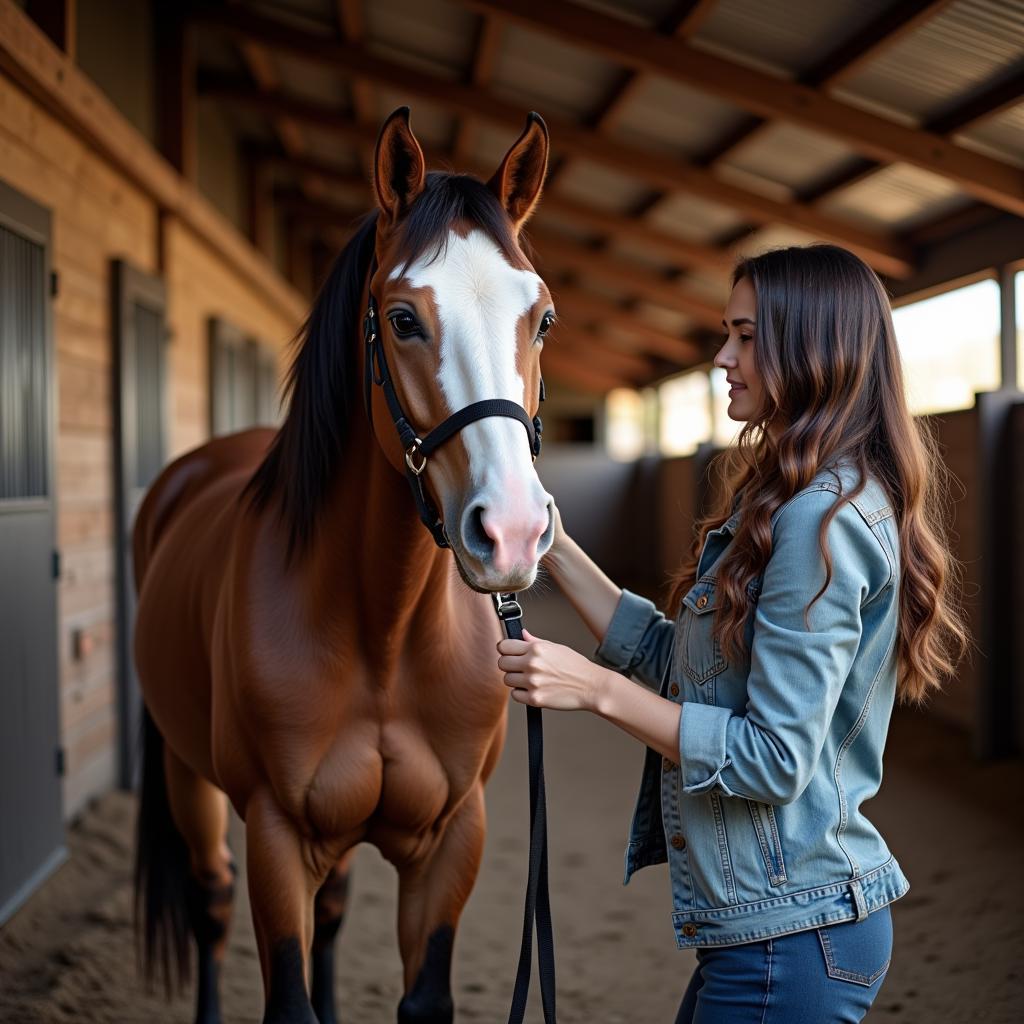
[1, 588, 1022, 1023]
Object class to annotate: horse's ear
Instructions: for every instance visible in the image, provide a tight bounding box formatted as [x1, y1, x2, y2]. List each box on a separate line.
[488, 112, 549, 233]
[374, 107, 426, 227]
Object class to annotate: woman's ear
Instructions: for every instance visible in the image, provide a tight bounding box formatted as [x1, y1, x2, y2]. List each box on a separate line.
[488, 112, 549, 233]
[374, 106, 426, 228]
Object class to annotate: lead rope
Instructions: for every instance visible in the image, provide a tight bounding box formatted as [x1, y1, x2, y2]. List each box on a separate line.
[493, 593, 557, 1024]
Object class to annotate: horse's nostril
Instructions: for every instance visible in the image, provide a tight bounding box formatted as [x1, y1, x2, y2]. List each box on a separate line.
[461, 503, 493, 560]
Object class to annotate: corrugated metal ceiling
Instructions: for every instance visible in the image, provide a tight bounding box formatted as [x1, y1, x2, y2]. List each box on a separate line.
[193, 0, 1024, 388]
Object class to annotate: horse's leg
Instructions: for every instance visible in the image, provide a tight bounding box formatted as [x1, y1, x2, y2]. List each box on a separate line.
[310, 848, 356, 1024]
[395, 785, 487, 1024]
[164, 748, 236, 1024]
[245, 787, 322, 1024]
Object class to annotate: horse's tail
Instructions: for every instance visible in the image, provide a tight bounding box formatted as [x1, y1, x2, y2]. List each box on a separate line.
[134, 704, 191, 996]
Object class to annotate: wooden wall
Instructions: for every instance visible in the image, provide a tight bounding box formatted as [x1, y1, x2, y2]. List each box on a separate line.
[0, 70, 301, 819]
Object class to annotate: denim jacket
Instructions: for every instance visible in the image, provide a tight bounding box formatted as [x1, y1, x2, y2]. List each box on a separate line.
[594, 464, 910, 948]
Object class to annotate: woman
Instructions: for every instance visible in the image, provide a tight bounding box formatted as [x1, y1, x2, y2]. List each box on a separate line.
[496, 244, 967, 1023]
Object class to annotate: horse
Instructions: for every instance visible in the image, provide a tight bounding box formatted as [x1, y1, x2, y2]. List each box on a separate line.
[131, 106, 557, 1024]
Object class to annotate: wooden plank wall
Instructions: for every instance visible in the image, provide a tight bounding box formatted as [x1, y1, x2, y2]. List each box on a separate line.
[0, 71, 300, 819]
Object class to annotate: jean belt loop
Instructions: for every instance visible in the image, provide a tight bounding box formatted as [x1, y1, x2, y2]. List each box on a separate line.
[848, 878, 869, 921]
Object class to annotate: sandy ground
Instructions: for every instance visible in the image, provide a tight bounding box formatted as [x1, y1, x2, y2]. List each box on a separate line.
[1, 587, 1022, 1023]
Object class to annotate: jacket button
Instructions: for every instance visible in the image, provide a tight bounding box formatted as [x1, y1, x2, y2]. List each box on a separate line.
[669, 683, 680, 697]
[696, 594, 708, 609]
[682, 922, 698, 937]
[663, 757, 676, 772]
[670, 833, 686, 850]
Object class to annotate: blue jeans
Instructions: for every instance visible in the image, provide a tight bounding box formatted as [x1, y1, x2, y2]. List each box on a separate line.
[674, 906, 892, 1023]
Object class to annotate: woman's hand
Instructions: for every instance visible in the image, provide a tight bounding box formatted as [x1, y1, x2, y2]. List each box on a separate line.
[496, 628, 606, 712]
[541, 502, 568, 565]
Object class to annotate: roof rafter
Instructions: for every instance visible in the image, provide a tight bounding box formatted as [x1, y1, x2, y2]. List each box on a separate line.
[706, 0, 957, 166]
[454, 13, 505, 164]
[464, 0, 1024, 218]
[250, 143, 736, 275]
[191, 35, 914, 277]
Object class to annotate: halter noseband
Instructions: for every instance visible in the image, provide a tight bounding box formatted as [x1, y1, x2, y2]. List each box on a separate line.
[361, 256, 546, 549]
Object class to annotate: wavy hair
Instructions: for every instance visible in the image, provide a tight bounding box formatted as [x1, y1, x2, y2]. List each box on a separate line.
[666, 244, 968, 704]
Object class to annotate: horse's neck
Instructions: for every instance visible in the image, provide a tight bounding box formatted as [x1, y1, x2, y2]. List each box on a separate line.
[309, 410, 455, 645]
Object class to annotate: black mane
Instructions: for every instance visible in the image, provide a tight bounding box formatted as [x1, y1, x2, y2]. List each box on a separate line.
[244, 172, 521, 559]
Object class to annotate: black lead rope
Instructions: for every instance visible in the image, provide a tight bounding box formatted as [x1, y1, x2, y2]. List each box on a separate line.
[361, 255, 557, 1022]
[493, 593, 558, 1024]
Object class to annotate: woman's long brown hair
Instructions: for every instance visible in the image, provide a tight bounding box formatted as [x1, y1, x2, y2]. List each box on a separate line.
[666, 244, 968, 704]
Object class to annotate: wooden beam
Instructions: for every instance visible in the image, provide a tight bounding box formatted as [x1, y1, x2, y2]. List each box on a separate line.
[927, 65, 1024, 135]
[0, 0, 304, 322]
[336, 0, 376, 174]
[797, 66, 1024, 206]
[454, 13, 504, 164]
[154, 4, 196, 182]
[465, 0, 1024, 218]
[244, 154, 274, 257]
[253, 144, 735, 275]
[803, 0, 956, 88]
[236, 39, 330, 208]
[590, 0, 714, 135]
[551, 284, 705, 365]
[197, 70, 914, 278]
[551, 327, 655, 380]
[530, 228, 725, 329]
[711, 2, 1007, 189]
[23, 0, 74, 58]
[537, 193, 733, 273]
[539, 344, 626, 393]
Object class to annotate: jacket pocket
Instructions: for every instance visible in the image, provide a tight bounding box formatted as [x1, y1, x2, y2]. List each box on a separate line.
[746, 800, 787, 885]
[816, 909, 892, 986]
[680, 579, 727, 684]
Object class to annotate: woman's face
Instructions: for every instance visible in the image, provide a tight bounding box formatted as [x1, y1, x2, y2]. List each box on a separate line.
[715, 276, 765, 422]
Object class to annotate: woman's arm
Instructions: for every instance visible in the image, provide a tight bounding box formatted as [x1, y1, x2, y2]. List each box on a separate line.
[497, 628, 684, 763]
[542, 505, 675, 691]
[541, 505, 622, 645]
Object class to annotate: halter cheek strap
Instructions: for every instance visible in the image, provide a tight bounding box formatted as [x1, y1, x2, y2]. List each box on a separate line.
[361, 257, 546, 549]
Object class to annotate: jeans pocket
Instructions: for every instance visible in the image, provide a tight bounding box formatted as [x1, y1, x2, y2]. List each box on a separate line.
[816, 907, 892, 987]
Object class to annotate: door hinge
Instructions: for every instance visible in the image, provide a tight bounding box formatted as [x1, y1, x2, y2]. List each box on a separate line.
[50, 269, 59, 298]
[52, 548, 61, 580]
[56, 746, 66, 777]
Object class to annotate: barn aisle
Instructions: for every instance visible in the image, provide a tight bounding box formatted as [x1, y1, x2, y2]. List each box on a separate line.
[0, 586, 1021, 1023]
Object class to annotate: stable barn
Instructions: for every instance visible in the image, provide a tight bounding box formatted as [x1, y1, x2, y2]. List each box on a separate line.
[0, 0, 1023, 1017]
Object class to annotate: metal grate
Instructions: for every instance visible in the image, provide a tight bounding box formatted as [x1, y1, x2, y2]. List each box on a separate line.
[0, 223, 48, 500]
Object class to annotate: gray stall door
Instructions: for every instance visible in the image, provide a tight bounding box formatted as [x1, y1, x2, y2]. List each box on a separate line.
[0, 182, 65, 925]
[112, 260, 168, 789]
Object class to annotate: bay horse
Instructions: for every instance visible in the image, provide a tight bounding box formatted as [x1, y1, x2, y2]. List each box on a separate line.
[132, 107, 556, 1024]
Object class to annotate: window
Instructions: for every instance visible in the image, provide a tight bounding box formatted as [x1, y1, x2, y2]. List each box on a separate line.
[209, 318, 280, 435]
[659, 370, 713, 457]
[605, 387, 645, 460]
[891, 278, 1001, 415]
[1016, 270, 1023, 392]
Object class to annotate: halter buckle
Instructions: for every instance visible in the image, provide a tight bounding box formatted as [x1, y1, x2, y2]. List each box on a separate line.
[491, 592, 523, 622]
[405, 438, 428, 476]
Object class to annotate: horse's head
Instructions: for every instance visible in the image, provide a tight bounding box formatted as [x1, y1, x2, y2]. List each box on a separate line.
[366, 108, 556, 594]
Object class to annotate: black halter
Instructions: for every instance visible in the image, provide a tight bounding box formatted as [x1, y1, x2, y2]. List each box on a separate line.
[361, 256, 546, 548]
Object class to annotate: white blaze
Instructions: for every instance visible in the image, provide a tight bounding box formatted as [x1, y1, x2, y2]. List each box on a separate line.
[391, 229, 543, 493]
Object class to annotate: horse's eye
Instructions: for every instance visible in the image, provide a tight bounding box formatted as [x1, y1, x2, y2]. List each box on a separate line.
[536, 311, 556, 341]
[388, 311, 421, 338]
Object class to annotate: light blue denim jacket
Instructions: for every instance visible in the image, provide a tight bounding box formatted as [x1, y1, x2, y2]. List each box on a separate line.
[594, 464, 910, 948]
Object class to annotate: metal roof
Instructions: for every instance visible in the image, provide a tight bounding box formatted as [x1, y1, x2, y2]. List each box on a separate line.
[188, 0, 1024, 393]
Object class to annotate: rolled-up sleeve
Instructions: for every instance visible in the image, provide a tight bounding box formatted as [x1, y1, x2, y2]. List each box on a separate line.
[678, 491, 888, 804]
[593, 588, 675, 691]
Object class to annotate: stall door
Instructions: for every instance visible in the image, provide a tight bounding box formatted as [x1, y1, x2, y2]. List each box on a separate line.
[112, 260, 168, 789]
[209, 318, 279, 433]
[0, 181, 64, 924]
